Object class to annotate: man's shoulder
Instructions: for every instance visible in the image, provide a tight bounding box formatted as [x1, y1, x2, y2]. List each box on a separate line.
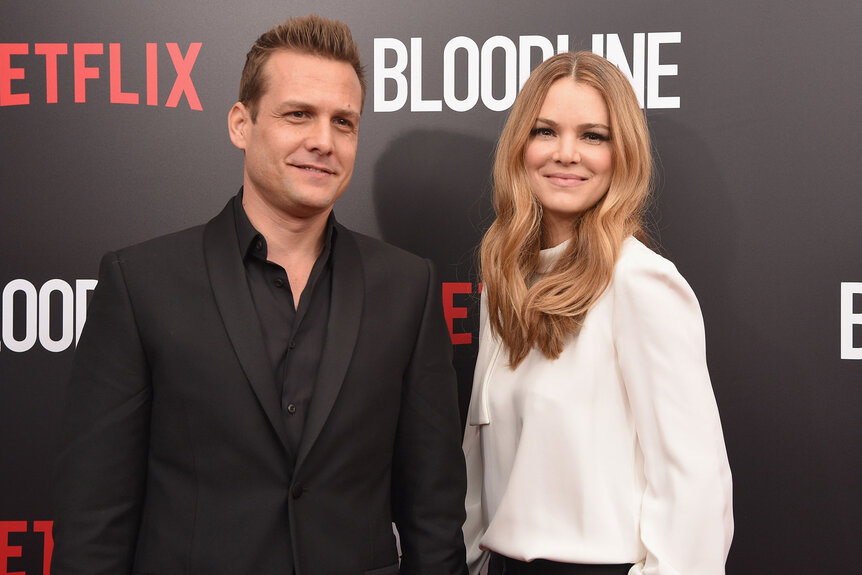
[113, 222, 207, 264]
[339, 224, 429, 270]
[114, 198, 233, 262]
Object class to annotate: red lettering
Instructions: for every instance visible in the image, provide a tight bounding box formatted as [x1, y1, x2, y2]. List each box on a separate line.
[73, 43, 102, 103]
[165, 42, 202, 110]
[443, 282, 473, 345]
[34, 43, 68, 104]
[2, 42, 203, 109]
[146, 42, 158, 106]
[109, 43, 139, 104]
[0, 521, 26, 575]
[0, 44, 30, 106]
[33, 522, 53, 575]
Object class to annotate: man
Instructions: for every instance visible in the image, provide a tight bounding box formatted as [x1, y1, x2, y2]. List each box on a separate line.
[52, 15, 468, 575]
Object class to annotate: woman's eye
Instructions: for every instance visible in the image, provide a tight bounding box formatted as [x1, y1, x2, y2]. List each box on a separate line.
[583, 132, 609, 143]
[530, 127, 554, 137]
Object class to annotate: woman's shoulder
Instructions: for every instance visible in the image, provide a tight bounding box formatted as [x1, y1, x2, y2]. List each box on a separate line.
[616, 236, 682, 278]
[613, 236, 696, 300]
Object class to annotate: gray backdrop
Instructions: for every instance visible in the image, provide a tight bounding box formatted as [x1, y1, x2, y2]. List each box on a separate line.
[2, 1, 860, 572]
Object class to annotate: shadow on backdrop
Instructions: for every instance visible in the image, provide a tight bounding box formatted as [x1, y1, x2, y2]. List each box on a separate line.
[649, 114, 833, 572]
[373, 129, 496, 425]
[373, 129, 495, 277]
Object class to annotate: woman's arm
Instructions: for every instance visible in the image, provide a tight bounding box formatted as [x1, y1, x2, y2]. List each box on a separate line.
[613, 242, 733, 575]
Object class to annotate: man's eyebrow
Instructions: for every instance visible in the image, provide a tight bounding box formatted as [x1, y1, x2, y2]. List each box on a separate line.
[277, 100, 360, 120]
[334, 107, 361, 121]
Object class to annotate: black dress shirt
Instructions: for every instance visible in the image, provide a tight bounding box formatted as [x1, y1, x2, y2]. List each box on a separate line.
[234, 192, 335, 459]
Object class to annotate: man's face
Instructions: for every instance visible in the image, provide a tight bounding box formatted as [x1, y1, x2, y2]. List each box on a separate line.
[230, 50, 362, 220]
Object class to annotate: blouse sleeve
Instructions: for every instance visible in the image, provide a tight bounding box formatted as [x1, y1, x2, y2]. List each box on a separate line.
[612, 246, 733, 575]
[462, 292, 492, 575]
[463, 423, 488, 575]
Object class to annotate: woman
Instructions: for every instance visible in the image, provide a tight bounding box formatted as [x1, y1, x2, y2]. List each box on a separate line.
[463, 52, 733, 575]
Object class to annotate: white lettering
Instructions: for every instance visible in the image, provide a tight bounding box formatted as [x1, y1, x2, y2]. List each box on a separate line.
[1, 278, 97, 353]
[2, 279, 38, 352]
[443, 36, 479, 112]
[594, 33, 646, 108]
[410, 37, 442, 112]
[518, 35, 554, 90]
[481, 35, 517, 112]
[373, 32, 682, 112]
[76, 279, 97, 344]
[556, 34, 570, 54]
[647, 31, 681, 109]
[841, 282, 862, 360]
[373, 38, 408, 113]
[39, 279, 74, 353]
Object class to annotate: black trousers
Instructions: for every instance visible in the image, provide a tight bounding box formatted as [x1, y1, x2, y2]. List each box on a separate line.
[489, 552, 633, 575]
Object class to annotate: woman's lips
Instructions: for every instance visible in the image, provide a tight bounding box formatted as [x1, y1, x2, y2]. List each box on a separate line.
[545, 173, 586, 187]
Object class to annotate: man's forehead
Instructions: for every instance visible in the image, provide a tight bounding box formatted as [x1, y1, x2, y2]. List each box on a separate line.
[260, 51, 362, 110]
[265, 50, 356, 81]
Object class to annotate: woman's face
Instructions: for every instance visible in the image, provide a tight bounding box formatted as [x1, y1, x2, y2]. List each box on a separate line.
[524, 79, 613, 246]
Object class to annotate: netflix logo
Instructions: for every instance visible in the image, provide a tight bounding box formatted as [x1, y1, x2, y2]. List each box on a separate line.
[0, 521, 52, 575]
[442, 282, 481, 345]
[0, 42, 202, 110]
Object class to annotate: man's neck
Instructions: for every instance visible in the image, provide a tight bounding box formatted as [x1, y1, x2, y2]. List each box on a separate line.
[241, 191, 330, 305]
[243, 194, 328, 258]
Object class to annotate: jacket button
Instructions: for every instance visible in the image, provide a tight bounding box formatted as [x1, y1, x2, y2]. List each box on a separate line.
[291, 482, 304, 499]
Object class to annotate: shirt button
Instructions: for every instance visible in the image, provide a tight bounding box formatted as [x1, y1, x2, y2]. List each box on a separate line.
[291, 482, 304, 499]
[289, 340, 296, 350]
[274, 278, 284, 288]
[255, 239, 263, 251]
[286, 403, 297, 414]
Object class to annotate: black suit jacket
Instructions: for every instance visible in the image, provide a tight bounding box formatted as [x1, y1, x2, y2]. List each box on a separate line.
[52, 198, 468, 575]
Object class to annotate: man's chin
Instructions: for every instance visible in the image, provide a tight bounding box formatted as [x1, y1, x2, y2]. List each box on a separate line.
[294, 189, 348, 213]
[282, 199, 338, 221]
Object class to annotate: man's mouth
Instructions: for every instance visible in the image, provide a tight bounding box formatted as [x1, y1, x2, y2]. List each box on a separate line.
[292, 163, 334, 175]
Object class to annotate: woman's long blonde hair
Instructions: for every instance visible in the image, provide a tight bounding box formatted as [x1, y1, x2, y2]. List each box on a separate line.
[480, 51, 653, 368]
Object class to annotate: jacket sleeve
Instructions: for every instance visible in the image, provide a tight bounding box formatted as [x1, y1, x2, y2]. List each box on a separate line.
[52, 251, 151, 575]
[391, 259, 469, 575]
[612, 250, 733, 575]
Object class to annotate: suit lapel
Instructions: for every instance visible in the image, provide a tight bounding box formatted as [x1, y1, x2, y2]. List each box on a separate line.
[203, 199, 292, 457]
[295, 224, 363, 471]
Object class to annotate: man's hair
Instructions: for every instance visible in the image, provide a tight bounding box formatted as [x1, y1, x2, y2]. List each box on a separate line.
[239, 14, 366, 120]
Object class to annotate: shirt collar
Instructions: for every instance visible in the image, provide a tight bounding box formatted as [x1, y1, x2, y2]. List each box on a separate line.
[233, 188, 337, 262]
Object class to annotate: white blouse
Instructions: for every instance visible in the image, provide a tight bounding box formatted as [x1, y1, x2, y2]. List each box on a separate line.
[463, 237, 733, 575]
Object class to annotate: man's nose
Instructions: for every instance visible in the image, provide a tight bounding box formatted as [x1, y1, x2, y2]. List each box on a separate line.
[305, 119, 334, 154]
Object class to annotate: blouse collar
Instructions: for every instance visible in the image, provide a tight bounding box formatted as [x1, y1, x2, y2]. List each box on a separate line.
[537, 238, 571, 273]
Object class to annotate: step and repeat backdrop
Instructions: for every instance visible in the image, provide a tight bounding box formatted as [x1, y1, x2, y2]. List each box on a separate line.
[1, 1, 860, 572]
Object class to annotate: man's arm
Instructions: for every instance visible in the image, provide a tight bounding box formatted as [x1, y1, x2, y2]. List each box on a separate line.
[52, 252, 151, 575]
[391, 259, 468, 575]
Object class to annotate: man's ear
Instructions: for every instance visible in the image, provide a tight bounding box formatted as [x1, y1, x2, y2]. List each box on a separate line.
[228, 102, 251, 150]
